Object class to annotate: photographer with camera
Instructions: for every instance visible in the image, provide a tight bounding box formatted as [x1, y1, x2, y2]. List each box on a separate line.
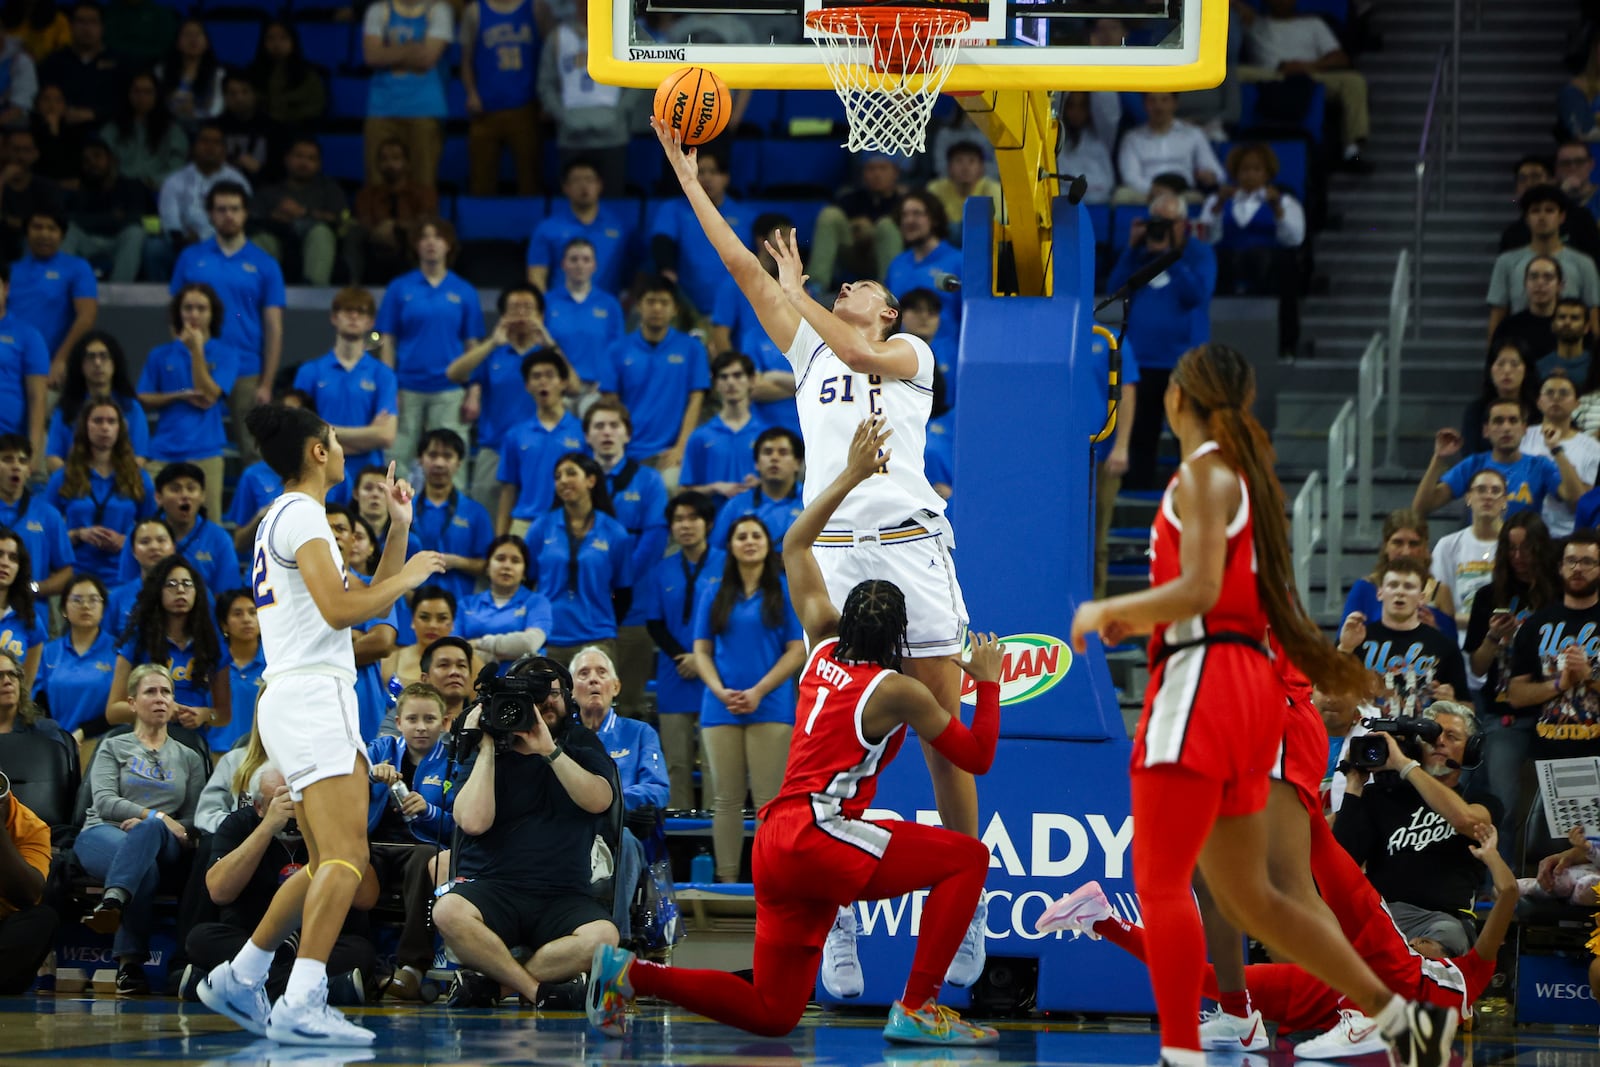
[1104, 192, 1217, 491]
[431, 656, 618, 1007]
[1336, 557, 1468, 714]
[1332, 702, 1500, 957]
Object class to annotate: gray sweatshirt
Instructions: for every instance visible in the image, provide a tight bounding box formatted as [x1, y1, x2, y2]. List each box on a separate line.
[83, 732, 206, 831]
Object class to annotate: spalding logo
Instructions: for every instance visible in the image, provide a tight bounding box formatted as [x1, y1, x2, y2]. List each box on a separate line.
[958, 633, 1072, 707]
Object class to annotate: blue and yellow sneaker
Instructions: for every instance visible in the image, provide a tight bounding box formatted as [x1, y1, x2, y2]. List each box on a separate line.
[883, 999, 999, 1046]
[586, 943, 636, 1038]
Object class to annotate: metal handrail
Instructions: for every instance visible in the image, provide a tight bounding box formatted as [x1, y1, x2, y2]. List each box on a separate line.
[1412, 44, 1451, 334]
[1355, 332, 1384, 540]
[1325, 399, 1358, 614]
[1292, 471, 1325, 607]
[1382, 250, 1411, 475]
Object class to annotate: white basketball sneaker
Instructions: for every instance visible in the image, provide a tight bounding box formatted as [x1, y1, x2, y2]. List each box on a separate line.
[264, 983, 376, 1047]
[1294, 1009, 1390, 1059]
[1036, 881, 1113, 938]
[1198, 1005, 1268, 1051]
[820, 905, 863, 999]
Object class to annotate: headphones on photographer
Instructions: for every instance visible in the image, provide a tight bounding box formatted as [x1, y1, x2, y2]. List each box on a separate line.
[1424, 703, 1484, 770]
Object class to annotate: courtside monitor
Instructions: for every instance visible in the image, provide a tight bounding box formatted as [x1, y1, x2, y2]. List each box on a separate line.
[590, 0, 1227, 92]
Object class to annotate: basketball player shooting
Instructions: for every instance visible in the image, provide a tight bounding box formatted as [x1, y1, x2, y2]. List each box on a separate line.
[653, 120, 986, 992]
[198, 404, 446, 1046]
[588, 415, 1004, 1046]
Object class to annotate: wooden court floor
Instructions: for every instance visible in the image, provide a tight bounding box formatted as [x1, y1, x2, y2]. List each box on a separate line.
[0, 997, 1596, 1066]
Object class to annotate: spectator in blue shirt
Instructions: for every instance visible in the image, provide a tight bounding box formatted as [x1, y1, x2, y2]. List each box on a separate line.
[0, 435, 74, 599]
[1106, 192, 1217, 489]
[461, 534, 552, 672]
[46, 331, 150, 471]
[884, 192, 962, 353]
[212, 588, 262, 755]
[412, 428, 495, 607]
[227, 387, 307, 556]
[584, 399, 668, 720]
[0, 263, 51, 471]
[367, 683, 455, 843]
[446, 283, 551, 514]
[378, 216, 485, 484]
[35, 574, 120, 739]
[899, 288, 957, 410]
[710, 428, 805, 550]
[525, 452, 633, 666]
[0, 525, 46, 691]
[117, 462, 241, 598]
[526, 158, 633, 295]
[1414, 398, 1587, 521]
[544, 237, 624, 398]
[681, 352, 765, 510]
[136, 283, 240, 520]
[107, 554, 226, 735]
[45, 399, 157, 583]
[10, 204, 98, 381]
[107, 517, 175, 638]
[352, 464, 424, 562]
[495, 348, 586, 536]
[327, 504, 399, 739]
[692, 516, 804, 881]
[708, 214, 800, 436]
[167, 180, 286, 465]
[292, 287, 400, 504]
[641, 491, 721, 810]
[651, 149, 747, 315]
[602, 276, 709, 470]
[572, 645, 668, 811]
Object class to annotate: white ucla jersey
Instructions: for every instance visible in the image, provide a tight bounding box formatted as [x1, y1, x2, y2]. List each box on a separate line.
[251, 492, 357, 684]
[784, 320, 949, 535]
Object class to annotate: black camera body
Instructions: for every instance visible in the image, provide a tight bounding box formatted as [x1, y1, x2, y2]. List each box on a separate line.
[449, 656, 578, 756]
[1143, 218, 1173, 245]
[1347, 716, 1442, 770]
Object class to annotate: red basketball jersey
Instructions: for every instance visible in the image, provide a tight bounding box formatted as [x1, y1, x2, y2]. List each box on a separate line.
[763, 637, 908, 824]
[1148, 441, 1270, 658]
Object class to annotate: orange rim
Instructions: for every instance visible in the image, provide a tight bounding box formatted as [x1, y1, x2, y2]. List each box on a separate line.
[805, 6, 971, 74]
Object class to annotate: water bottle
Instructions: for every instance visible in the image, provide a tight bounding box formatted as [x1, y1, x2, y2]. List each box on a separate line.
[390, 781, 418, 823]
[386, 675, 404, 709]
[690, 848, 714, 884]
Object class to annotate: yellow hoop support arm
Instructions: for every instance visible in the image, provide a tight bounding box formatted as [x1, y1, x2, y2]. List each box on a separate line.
[956, 88, 1057, 298]
[1090, 325, 1120, 444]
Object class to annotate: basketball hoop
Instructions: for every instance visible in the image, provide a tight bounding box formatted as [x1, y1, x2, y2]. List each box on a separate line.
[804, 5, 972, 157]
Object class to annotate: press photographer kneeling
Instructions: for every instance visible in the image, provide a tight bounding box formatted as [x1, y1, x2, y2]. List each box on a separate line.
[431, 657, 618, 1006]
[1332, 704, 1501, 957]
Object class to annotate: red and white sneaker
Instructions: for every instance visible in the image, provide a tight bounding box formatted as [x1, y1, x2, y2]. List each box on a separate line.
[1294, 1009, 1389, 1059]
[1199, 1005, 1268, 1051]
[1036, 881, 1113, 938]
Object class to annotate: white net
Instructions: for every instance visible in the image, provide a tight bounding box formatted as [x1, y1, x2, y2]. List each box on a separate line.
[804, 7, 972, 157]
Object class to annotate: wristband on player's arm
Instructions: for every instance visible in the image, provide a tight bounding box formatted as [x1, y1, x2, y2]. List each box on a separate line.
[927, 681, 1001, 774]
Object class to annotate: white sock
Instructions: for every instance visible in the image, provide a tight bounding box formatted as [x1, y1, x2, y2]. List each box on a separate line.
[231, 941, 275, 987]
[1159, 1047, 1208, 1067]
[285, 957, 328, 1002]
[1374, 994, 1406, 1034]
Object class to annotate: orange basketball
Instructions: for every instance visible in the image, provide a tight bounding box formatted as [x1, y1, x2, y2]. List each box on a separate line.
[653, 66, 731, 147]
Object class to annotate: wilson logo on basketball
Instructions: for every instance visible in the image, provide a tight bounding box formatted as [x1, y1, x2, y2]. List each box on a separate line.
[690, 90, 718, 140]
[959, 633, 1072, 707]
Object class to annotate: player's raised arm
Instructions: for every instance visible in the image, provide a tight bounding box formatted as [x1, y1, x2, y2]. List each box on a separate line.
[654, 119, 800, 348]
[783, 416, 893, 641]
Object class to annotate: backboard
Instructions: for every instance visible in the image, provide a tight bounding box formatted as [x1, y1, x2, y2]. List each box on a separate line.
[588, 0, 1228, 93]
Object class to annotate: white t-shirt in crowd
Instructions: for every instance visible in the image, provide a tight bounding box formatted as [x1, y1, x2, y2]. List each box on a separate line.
[1248, 15, 1342, 68]
[1431, 527, 1499, 626]
[1116, 120, 1224, 197]
[1521, 426, 1600, 536]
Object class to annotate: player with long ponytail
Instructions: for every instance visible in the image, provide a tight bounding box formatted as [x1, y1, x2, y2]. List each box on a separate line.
[1067, 343, 1458, 1067]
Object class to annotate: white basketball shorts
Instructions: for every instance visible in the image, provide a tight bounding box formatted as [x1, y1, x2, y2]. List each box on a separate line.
[256, 670, 369, 801]
[813, 517, 969, 658]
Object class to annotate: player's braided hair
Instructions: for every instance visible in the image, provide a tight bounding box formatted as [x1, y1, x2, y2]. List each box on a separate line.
[1170, 343, 1369, 697]
[835, 580, 908, 671]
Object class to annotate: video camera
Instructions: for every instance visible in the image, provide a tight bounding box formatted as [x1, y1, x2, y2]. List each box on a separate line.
[1346, 716, 1442, 771]
[451, 656, 578, 755]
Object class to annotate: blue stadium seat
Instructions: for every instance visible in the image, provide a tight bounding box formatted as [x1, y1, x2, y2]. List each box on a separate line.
[626, 136, 663, 195]
[781, 90, 847, 132]
[1238, 82, 1327, 145]
[436, 194, 456, 222]
[298, 22, 354, 71]
[456, 196, 546, 241]
[318, 132, 365, 182]
[291, 0, 353, 14]
[756, 139, 847, 195]
[728, 143, 759, 196]
[1085, 203, 1110, 246]
[329, 74, 368, 119]
[1243, 0, 1350, 30]
[204, 19, 263, 67]
[736, 89, 782, 135]
[203, 0, 285, 16]
[439, 136, 469, 187]
[445, 79, 467, 120]
[602, 197, 646, 234]
[742, 199, 825, 248]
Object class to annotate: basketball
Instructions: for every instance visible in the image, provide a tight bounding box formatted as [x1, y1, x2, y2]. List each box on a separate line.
[653, 66, 731, 147]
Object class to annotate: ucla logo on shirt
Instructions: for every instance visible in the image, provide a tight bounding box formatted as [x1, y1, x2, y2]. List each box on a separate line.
[171, 661, 193, 682]
[446, 293, 462, 304]
[45, 270, 59, 280]
[0, 335, 12, 345]
[361, 379, 377, 391]
[594, 540, 609, 551]
[622, 491, 641, 503]
[512, 606, 526, 618]
[603, 227, 620, 239]
[0, 629, 21, 656]
[668, 353, 685, 364]
[24, 520, 40, 534]
[592, 307, 609, 319]
[196, 551, 213, 562]
[563, 436, 581, 449]
[610, 747, 631, 759]
[96, 661, 113, 673]
[451, 517, 470, 528]
[242, 263, 258, 274]
[421, 774, 444, 788]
